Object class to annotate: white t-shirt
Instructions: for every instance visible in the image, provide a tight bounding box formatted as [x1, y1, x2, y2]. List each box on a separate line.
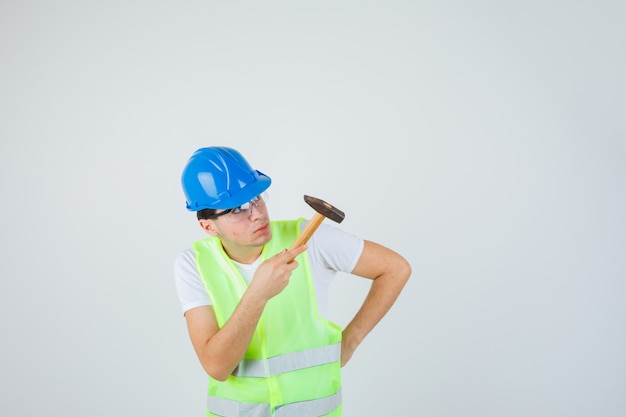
[174, 222, 364, 319]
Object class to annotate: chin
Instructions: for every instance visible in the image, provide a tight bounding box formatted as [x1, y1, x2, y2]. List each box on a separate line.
[259, 229, 272, 244]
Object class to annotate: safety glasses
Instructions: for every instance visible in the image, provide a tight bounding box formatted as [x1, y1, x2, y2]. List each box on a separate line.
[207, 192, 269, 224]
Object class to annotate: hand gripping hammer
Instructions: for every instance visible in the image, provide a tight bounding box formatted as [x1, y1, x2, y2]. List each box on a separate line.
[289, 195, 345, 250]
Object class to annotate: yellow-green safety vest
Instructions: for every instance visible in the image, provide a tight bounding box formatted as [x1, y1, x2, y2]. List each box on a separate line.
[193, 219, 343, 417]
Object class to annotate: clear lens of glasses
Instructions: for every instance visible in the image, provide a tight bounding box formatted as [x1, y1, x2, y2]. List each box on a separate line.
[223, 191, 268, 223]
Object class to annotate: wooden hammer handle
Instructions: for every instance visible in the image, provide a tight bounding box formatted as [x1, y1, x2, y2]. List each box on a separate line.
[289, 212, 325, 250]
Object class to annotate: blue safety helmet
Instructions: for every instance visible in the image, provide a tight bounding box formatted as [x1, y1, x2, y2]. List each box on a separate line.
[181, 147, 271, 211]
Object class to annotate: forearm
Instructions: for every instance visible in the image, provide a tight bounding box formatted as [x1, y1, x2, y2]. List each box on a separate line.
[196, 292, 267, 381]
[341, 242, 411, 366]
[342, 272, 408, 355]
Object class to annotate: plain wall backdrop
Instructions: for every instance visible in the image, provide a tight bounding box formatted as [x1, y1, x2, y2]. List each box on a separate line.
[1, 1, 625, 416]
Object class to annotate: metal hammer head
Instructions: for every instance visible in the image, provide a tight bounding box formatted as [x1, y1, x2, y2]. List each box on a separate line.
[304, 195, 345, 223]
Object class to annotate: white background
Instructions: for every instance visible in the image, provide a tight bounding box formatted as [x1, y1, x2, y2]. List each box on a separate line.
[1, 1, 625, 416]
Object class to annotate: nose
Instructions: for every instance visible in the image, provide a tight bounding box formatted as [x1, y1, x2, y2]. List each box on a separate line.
[248, 200, 264, 220]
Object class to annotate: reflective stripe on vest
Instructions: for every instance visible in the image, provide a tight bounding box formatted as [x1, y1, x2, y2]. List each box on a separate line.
[208, 389, 342, 417]
[233, 343, 341, 378]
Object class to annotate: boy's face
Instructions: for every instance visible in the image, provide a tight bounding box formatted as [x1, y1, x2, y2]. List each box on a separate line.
[198, 197, 272, 263]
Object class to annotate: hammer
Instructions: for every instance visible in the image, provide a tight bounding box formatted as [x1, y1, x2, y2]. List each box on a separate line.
[289, 195, 345, 250]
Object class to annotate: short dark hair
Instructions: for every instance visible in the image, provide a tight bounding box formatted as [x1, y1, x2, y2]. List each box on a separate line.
[197, 208, 218, 221]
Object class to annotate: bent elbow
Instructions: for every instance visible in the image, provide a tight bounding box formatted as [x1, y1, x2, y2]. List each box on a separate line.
[396, 256, 413, 281]
[399, 258, 412, 283]
[209, 372, 230, 382]
[201, 360, 232, 382]
[402, 259, 413, 279]
[204, 364, 231, 382]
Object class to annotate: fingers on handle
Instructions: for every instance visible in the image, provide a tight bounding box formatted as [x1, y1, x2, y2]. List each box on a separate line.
[284, 244, 307, 263]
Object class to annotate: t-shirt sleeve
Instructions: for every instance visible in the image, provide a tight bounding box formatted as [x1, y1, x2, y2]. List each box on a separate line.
[307, 222, 364, 275]
[174, 248, 212, 315]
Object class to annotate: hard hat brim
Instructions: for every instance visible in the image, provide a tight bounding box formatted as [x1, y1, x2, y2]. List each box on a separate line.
[185, 171, 271, 211]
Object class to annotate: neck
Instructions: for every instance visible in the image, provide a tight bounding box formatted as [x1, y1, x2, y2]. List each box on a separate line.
[221, 243, 263, 265]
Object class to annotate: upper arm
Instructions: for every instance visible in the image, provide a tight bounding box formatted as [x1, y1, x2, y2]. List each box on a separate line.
[351, 240, 412, 281]
[174, 249, 213, 314]
[184, 306, 219, 367]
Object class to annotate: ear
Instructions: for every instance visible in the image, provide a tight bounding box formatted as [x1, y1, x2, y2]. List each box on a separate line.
[198, 219, 219, 236]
